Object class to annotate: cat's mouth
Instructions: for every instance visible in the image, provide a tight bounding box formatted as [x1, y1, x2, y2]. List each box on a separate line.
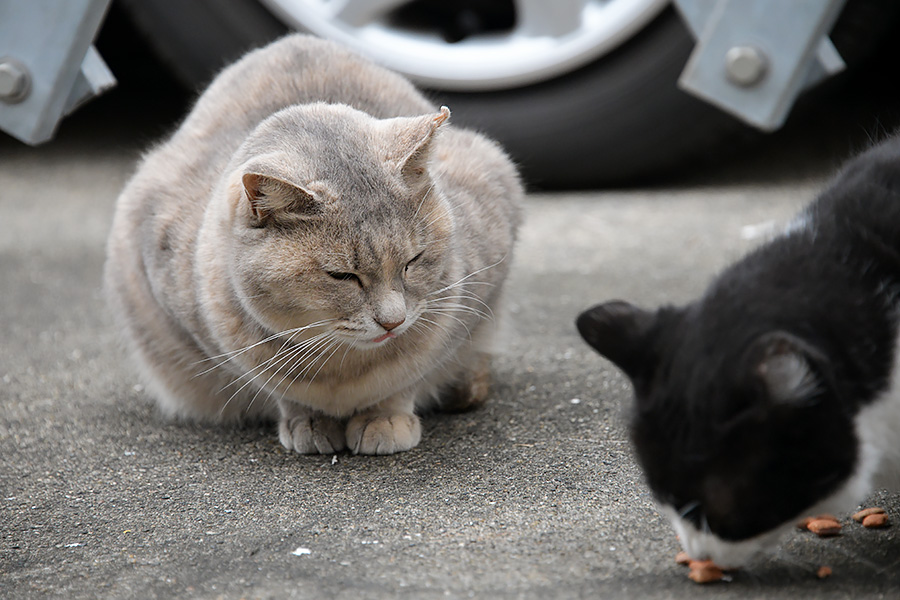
[372, 332, 397, 344]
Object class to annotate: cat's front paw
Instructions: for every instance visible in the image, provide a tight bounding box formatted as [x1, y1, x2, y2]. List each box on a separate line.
[346, 413, 421, 455]
[278, 413, 346, 454]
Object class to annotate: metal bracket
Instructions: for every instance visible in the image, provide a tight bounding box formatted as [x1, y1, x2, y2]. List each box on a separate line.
[0, 0, 115, 145]
[673, 0, 848, 131]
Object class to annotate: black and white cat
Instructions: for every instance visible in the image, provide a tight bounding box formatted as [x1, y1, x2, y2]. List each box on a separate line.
[577, 135, 900, 567]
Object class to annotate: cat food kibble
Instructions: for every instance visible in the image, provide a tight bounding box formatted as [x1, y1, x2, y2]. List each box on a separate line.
[862, 513, 889, 528]
[687, 560, 724, 584]
[675, 553, 729, 584]
[852, 507, 885, 522]
[802, 516, 842, 537]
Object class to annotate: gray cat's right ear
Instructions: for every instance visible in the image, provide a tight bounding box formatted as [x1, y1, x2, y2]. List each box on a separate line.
[242, 173, 320, 224]
[576, 301, 657, 380]
[390, 106, 451, 181]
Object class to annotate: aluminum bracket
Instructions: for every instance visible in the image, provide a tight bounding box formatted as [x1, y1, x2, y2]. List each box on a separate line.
[673, 0, 848, 131]
[0, 0, 115, 145]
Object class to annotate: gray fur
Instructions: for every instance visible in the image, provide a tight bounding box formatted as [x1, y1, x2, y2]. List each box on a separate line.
[104, 35, 523, 455]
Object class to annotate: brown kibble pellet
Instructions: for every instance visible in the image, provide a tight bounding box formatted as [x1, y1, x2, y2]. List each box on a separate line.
[862, 513, 889, 528]
[852, 507, 885, 523]
[817, 566, 832, 579]
[687, 560, 724, 584]
[798, 514, 839, 531]
[675, 551, 691, 565]
[807, 518, 842, 536]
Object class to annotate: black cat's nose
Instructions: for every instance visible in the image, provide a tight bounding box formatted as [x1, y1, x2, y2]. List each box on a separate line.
[378, 317, 405, 331]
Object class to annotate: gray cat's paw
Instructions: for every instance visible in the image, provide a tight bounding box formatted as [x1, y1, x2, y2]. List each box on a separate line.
[346, 413, 421, 455]
[278, 414, 346, 454]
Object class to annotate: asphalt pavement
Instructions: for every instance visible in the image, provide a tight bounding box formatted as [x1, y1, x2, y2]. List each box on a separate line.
[3, 42, 900, 600]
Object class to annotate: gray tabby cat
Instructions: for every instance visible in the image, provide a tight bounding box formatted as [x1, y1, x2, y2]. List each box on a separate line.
[104, 34, 522, 455]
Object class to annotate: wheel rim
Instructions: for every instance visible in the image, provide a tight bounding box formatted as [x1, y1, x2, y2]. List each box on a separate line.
[258, 0, 670, 91]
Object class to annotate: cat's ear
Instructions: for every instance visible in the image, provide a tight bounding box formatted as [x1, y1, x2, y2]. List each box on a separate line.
[576, 301, 657, 381]
[386, 106, 451, 181]
[749, 332, 826, 405]
[241, 173, 320, 224]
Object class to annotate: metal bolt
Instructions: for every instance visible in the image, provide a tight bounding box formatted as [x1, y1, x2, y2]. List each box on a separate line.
[724, 46, 768, 87]
[0, 58, 31, 103]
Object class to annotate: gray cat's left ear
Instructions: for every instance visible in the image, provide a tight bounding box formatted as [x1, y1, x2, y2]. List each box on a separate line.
[388, 106, 451, 180]
[242, 173, 320, 224]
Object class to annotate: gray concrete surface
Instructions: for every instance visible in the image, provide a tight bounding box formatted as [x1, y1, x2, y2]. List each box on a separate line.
[3, 71, 900, 599]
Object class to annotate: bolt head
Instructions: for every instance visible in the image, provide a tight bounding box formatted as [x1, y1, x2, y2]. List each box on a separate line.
[725, 46, 768, 87]
[0, 59, 30, 103]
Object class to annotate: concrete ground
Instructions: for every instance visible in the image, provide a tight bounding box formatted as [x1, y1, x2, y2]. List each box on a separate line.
[3, 32, 900, 600]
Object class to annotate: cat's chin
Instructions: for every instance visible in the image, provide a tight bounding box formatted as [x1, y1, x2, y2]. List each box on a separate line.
[660, 506, 788, 569]
[659, 447, 877, 569]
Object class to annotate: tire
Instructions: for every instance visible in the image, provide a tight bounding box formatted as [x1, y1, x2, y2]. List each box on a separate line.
[431, 8, 746, 188]
[119, 0, 900, 188]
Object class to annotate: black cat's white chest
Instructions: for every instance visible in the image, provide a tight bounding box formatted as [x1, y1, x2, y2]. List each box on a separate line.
[855, 341, 900, 491]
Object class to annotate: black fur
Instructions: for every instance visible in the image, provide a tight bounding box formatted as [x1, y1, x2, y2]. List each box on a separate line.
[577, 135, 900, 542]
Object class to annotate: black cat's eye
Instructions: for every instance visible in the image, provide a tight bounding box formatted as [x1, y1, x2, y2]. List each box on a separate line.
[326, 271, 361, 285]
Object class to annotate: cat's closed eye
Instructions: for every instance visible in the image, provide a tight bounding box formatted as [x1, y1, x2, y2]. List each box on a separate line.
[405, 251, 424, 273]
[326, 271, 361, 286]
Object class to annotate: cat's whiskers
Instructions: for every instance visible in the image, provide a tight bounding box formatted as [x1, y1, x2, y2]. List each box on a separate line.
[427, 255, 506, 298]
[411, 317, 458, 352]
[199, 318, 335, 363]
[337, 342, 354, 373]
[281, 334, 340, 385]
[243, 331, 342, 415]
[304, 338, 346, 390]
[216, 331, 334, 417]
[213, 335, 314, 418]
[249, 331, 338, 407]
[423, 307, 472, 338]
[413, 316, 448, 338]
[267, 331, 339, 388]
[438, 291, 495, 316]
[425, 298, 493, 322]
[219, 330, 332, 392]
[274, 335, 344, 397]
[194, 318, 335, 376]
[422, 269, 495, 336]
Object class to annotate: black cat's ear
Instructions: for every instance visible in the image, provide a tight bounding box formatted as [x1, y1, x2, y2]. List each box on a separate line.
[386, 107, 450, 181]
[242, 173, 320, 224]
[576, 301, 657, 380]
[749, 332, 826, 405]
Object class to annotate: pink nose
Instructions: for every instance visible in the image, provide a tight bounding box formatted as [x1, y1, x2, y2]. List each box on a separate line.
[378, 317, 405, 331]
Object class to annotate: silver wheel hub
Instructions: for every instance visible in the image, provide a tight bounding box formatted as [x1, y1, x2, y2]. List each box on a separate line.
[259, 0, 670, 91]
